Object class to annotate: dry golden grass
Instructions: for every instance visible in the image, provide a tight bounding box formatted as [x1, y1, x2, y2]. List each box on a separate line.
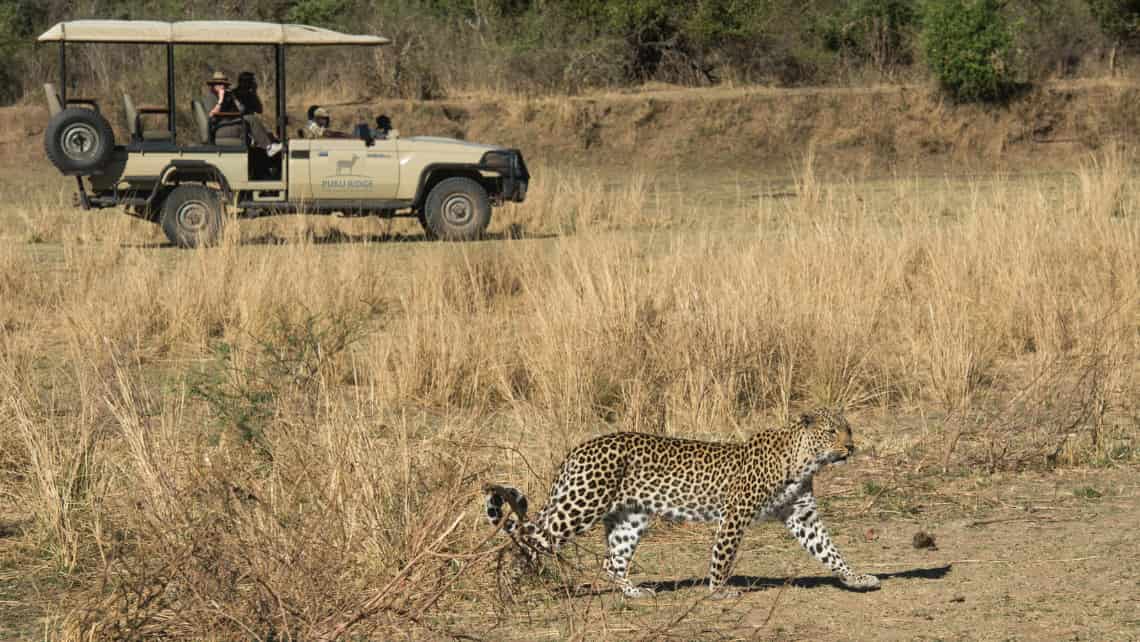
[0, 143, 1137, 638]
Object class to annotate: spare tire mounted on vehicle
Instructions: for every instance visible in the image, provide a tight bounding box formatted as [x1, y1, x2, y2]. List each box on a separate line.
[44, 108, 116, 174]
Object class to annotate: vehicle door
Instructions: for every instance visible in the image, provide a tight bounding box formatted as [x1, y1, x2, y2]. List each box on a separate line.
[308, 137, 399, 201]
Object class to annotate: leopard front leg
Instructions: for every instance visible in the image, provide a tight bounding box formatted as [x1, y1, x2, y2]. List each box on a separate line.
[707, 509, 748, 598]
[603, 510, 653, 598]
[779, 491, 880, 591]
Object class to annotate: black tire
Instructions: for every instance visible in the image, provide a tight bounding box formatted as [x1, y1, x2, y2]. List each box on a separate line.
[44, 108, 115, 174]
[160, 185, 226, 248]
[416, 210, 438, 240]
[422, 177, 491, 241]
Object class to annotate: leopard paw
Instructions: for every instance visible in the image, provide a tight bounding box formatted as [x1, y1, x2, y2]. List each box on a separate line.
[622, 585, 656, 598]
[709, 588, 743, 600]
[840, 572, 881, 591]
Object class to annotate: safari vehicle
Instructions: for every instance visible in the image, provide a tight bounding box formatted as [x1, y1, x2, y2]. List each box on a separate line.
[37, 20, 530, 246]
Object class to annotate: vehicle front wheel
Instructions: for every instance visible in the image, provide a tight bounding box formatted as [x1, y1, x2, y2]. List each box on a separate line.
[422, 177, 491, 241]
[160, 185, 225, 248]
[416, 210, 438, 241]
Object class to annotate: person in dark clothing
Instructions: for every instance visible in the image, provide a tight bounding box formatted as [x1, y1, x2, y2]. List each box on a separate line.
[374, 114, 392, 139]
[233, 71, 263, 115]
[207, 70, 280, 156]
[205, 71, 239, 117]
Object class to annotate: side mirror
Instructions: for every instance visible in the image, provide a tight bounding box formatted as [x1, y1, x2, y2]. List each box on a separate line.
[354, 123, 375, 147]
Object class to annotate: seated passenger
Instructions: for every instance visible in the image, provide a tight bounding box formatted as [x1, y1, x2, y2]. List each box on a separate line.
[233, 71, 282, 157]
[233, 72, 263, 115]
[373, 114, 393, 140]
[205, 71, 239, 118]
[205, 71, 281, 156]
[302, 105, 349, 139]
[301, 105, 321, 138]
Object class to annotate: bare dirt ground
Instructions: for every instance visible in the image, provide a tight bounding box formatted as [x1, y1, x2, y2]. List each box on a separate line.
[439, 420, 1140, 641]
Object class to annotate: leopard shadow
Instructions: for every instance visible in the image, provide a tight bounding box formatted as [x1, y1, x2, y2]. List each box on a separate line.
[641, 564, 952, 595]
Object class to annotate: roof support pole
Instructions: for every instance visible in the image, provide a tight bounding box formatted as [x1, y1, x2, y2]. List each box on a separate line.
[275, 44, 286, 140]
[58, 41, 67, 103]
[166, 43, 176, 141]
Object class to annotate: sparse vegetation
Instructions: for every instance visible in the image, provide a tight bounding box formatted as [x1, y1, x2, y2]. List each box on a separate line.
[1086, 0, 1140, 72]
[862, 480, 887, 496]
[1073, 486, 1104, 498]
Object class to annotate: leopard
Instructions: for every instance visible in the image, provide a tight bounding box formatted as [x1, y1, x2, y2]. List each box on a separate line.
[483, 408, 880, 598]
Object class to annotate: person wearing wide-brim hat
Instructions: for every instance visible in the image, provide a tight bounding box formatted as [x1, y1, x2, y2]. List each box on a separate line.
[302, 105, 348, 139]
[205, 70, 238, 118]
[205, 70, 282, 156]
[206, 70, 232, 87]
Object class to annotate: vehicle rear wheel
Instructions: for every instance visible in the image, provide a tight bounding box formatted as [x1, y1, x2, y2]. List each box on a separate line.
[44, 108, 115, 174]
[423, 177, 491, 241]
[160, 185, 225, 248]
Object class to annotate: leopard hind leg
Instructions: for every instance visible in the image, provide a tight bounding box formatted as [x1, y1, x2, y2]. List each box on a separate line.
[603, 509, 653, 598]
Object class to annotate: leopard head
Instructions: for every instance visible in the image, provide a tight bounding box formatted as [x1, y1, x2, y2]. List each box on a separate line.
[794, 408, 857, 466]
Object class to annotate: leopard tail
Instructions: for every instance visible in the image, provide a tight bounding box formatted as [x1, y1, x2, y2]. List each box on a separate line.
[483, 484, 530, 535]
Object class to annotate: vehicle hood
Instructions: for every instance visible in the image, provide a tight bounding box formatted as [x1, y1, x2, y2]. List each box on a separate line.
[399, 136, 503, 153]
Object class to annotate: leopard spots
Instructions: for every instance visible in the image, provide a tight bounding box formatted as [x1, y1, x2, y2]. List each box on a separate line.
[484, 408, 879, 597]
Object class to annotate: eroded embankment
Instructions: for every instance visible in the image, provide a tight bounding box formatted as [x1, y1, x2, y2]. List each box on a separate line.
[3, 80, 1138, 172]
[358, 80, 1140, 172]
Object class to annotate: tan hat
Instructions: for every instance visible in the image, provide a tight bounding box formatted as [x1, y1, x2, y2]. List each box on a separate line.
[206, 71, 231, 86]
[313, 107, 330, 118]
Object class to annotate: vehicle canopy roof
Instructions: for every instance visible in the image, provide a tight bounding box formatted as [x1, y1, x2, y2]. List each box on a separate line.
[38, 20, 390, 46]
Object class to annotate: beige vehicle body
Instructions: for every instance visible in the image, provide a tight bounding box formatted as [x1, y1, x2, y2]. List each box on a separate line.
[39, 20, 529, 245]
[86, 135, 521, 208]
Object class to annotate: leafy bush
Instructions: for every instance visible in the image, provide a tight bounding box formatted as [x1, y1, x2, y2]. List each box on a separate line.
[1008, 0, 1102, 79]
[1086, 0, 1140, 51]
[0, 0, 46, 104]
[283, 0, 351, 28]
[819, 0, 920, 72]
[920, 0, 1016, 101]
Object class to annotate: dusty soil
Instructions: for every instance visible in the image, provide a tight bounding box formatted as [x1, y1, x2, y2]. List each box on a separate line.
[464, 464, 1140, 641]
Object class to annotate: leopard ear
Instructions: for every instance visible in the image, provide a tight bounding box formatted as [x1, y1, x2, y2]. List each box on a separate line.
[798, 412, 817, 428]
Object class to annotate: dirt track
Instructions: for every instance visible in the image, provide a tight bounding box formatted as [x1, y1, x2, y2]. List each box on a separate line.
[479, 466, 1139, 641]
[723, 466, 1139, 641]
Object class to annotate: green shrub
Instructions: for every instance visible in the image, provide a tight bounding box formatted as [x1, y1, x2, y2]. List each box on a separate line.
[284, 0, 351, 28]
[920, 0, 1016, 101]
[0, 0, 46, 104]
[1008, 0, 1102, 79]
[819, 0, 919, 72]
[1086, 0, 1140, 48]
